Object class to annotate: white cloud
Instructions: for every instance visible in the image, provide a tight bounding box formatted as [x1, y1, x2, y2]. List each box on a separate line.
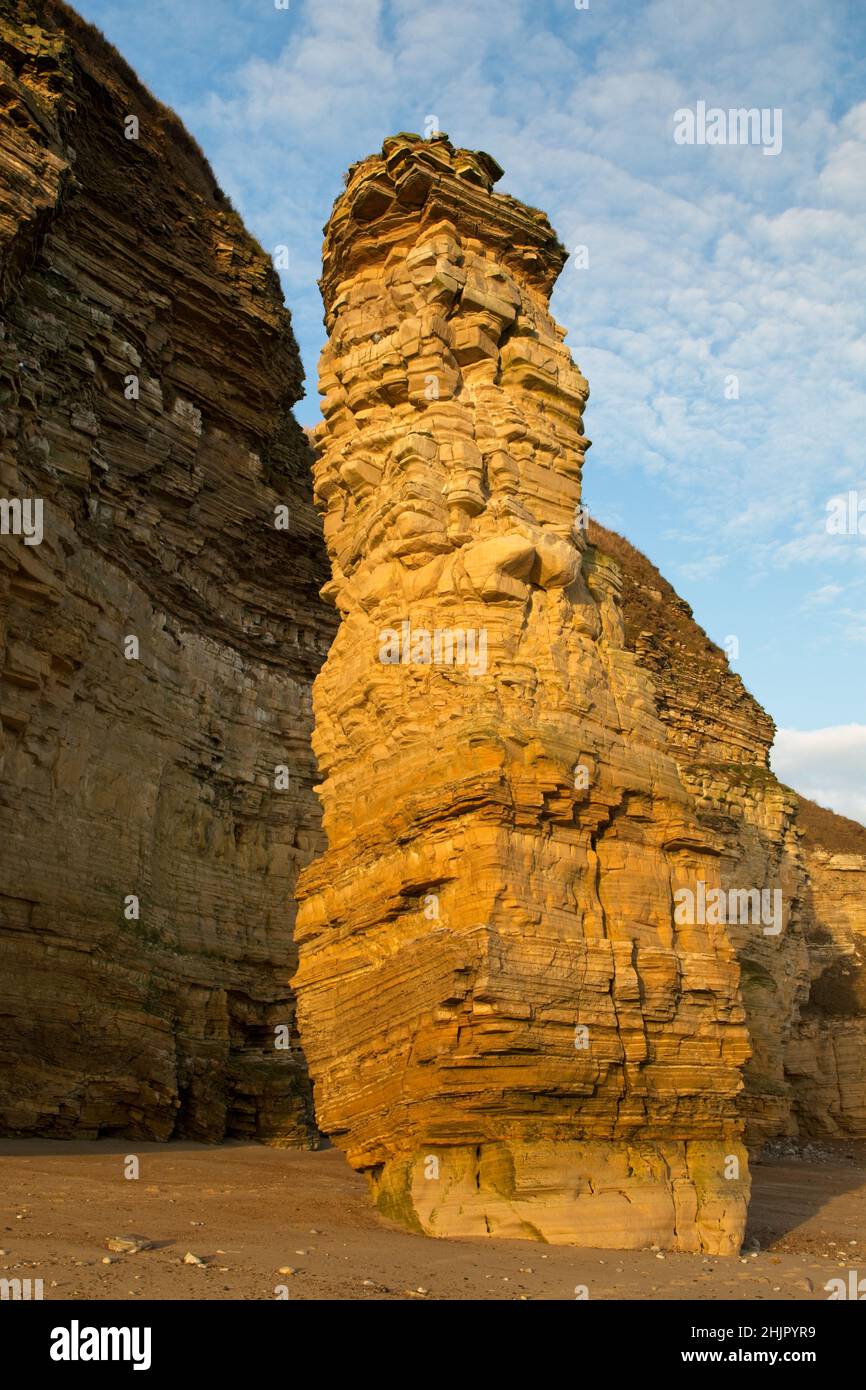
[817, 102, 866, 209]
[77, 0, 865, 733]
[771, 725, 866, 825]
[674, 554, 728, 583]
[181, 0, 866, 571]
[802, 583, 843, 608]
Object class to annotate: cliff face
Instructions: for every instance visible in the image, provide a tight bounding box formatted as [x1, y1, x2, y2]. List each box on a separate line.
[588, 527, 866, 1146]
[0, 0, 334, 1140]
[295, 134, 752, 1253]
[586, 524, 812, 1144]
[295, 133, 866, 1250]
[1, 0, 862, 1249]
[787, 800, 866, 1136]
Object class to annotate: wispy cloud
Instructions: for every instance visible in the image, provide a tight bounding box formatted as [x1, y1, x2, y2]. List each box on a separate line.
[772, 724, 866, 825]
[73, 0, 866, 733]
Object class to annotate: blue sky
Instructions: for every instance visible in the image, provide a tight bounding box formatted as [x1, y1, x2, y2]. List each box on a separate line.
[73, 0, 866, 821]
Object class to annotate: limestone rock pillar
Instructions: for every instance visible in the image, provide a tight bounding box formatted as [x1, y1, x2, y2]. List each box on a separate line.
[295, 134, 750, 1251]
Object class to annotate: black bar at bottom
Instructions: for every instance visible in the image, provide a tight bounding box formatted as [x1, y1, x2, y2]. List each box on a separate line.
[1, 1295, 859, 1376]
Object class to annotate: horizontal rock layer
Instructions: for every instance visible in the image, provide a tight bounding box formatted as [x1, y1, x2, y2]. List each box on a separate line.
[0, 0, 334, 1140]
[0, 7, 862, 1253]
[593, 525, 866, 1146]
[786, 801, 866, 1136]
[295, 134, 753, 1252]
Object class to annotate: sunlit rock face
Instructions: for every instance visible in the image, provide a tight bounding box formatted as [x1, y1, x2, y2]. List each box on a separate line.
[295, 133, 751, 1252]
[591, 528, 866, 1147]
[1, 4, 861, 1193]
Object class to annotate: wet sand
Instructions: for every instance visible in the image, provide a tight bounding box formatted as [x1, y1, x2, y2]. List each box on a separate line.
[1, 1138, 863, 1300]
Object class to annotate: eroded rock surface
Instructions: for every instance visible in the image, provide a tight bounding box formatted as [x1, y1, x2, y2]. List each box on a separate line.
[590, 527, 866, 1147]
[787, 801, 866, 1136]
[0, 0, 334, 1139]
[295, 134, 753, 1251]
[1, 6, 862, 1244]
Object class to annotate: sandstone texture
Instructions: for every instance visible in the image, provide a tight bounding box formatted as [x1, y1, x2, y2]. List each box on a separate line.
[786, 800, 866, 1137]
[592, 527, 866, 1146]
[0, 3, 862, 1258]
[295, 133, 754, 1252]
[0, 0, 333, 1140]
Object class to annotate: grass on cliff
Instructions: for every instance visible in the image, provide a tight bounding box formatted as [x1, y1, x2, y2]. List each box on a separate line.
[794, 795, 866, 854]
[588, 519, 734, 663]
[36, 0, 236, 213]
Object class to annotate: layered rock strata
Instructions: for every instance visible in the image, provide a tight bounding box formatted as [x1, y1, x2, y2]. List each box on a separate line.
[586, 524, 811, 1145]
[295, 133, 752, 1251]
[786, 800, 866, 1136]
[0, 0, 333, 1139]
[589, 525, 866, 1146]
[1, 0, 862, 1237]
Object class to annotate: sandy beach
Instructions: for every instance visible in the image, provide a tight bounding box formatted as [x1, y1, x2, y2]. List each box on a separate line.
[1, 1138, 863, 1301]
